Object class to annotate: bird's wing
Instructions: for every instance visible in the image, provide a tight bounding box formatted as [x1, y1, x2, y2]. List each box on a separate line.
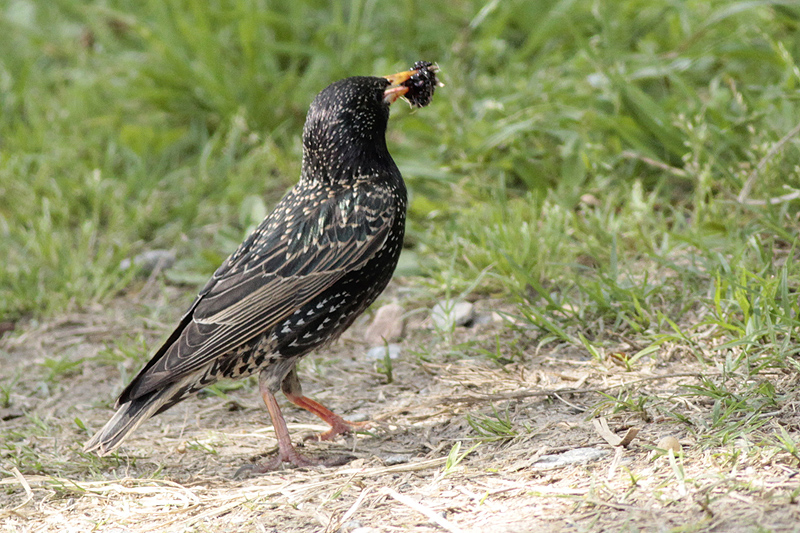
[117, 181, 397, 405]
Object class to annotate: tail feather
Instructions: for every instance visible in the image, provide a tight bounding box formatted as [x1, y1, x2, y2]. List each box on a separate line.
[84, 376, 198, 456]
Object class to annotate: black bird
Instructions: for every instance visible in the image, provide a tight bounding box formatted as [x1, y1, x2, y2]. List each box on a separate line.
[84, 63, 439, 471]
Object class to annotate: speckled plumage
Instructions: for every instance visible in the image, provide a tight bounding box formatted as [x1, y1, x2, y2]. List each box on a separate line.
[85, 75, 414, 457]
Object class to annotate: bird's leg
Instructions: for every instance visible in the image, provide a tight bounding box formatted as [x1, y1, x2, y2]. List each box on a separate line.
[236, 369, 356, 476]
[250, 370, 318, 472]
[281, 367, 371, 441]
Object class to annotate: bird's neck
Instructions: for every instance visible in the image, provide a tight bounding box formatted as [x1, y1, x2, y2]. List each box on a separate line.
[300, 136, 396, 185]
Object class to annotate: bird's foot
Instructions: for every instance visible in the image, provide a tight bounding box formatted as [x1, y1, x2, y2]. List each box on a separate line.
[284, 392, 372, 441]
[233, 449, 354, 478]
[305, 415, 372, 442]
[255, 448, 318, 472]
[233, 446, 317, 478]
[242, 377, 356, 477]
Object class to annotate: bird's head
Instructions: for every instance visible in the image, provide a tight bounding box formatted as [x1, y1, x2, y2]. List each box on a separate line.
[301, 64, 438, 184]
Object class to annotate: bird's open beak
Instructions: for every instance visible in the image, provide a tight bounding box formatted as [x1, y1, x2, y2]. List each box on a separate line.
[383, 69, 417, 104]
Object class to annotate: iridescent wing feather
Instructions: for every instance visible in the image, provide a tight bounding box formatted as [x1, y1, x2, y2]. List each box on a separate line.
[116, 180, 396, 406]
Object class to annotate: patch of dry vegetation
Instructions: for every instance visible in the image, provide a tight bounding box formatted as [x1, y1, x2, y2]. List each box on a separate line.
[2, 288, 800, 532]
[3, 3, 800, 531]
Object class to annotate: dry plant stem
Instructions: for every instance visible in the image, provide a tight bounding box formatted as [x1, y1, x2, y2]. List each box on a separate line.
[439, 371, 709, 405]
[738, 190, 800, 206]
[0, 467, 34, 519]
[382, 487, 466, 533]
[329, 487, 372, 532]
[622, 150, 687, 177]
[738, 118, 800, 203]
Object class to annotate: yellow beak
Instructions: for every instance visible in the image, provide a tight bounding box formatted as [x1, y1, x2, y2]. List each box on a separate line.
[383, 69, 417, 104]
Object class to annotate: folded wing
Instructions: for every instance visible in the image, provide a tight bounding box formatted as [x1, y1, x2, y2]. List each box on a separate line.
[117, 181, 396, 406]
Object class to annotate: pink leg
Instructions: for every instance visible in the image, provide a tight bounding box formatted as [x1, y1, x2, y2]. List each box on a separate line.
[281, 366, 371, 441]
[249, 376, 318, 473]
[284, 393, 371, 441]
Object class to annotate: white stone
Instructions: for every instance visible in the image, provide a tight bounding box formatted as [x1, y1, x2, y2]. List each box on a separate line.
[364, 303, 405, 344]
[431, 300, 475, 330]
[120, 249, 176, 274]
[366, 343, 401, 360]
[532, 447, 609, 470]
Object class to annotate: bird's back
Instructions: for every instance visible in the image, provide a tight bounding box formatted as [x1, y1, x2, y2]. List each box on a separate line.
[82, 71, 431, 457]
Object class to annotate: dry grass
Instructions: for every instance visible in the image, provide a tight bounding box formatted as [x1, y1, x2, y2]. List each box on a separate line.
[2, 289, 800, 532]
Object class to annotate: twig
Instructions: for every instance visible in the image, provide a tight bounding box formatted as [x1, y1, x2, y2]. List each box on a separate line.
[323, 470, 367, 533]
[0, 467, 34, 517]
[582, 498, 643, 512]
[592, 417, 640, 448]
[382, 488, 466, 533]
[552, 392, 587, 412]
[621, 151, 687, 177]
[607, 447, 624, 480]
[738, 190, 800, 206]
[438, 372, 707, 405]
[135, 253, 175, 302]
[165, 498, 246, 533]
[329, 487, 371, 532]
[738, 119, 800, 203]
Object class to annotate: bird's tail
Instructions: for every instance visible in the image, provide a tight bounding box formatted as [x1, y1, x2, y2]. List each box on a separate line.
[83, 377, 196, 456]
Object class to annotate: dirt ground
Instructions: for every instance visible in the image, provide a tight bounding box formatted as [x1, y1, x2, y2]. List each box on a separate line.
[2, 285, 800, 532]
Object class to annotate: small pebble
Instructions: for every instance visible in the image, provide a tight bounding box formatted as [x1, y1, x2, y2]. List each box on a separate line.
[347, 413, 369, 423]
[339, 520, 363, 532]
[120, 249, 176, 274]
[471, 313, 494, 326]
[431, 300, 475, 330]
[657, 436, 682, 453]
[383, 454, 411, 466]
[580, 193, 600, 206]
[364, 303, 405, 345]
[533, 447, 609, 470]
[366, 344, 401, 360]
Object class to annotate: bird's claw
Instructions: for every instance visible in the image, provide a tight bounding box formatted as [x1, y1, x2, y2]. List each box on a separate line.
[304, 418, 373, 442]
[233, 452, 354, 478]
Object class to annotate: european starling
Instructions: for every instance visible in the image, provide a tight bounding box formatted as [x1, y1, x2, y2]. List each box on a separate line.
[84, 62, 440, 471]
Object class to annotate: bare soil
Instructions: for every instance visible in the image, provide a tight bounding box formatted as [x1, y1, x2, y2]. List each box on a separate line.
[2, 285, 800, 532]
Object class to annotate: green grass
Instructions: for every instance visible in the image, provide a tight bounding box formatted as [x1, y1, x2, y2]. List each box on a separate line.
[2, 0, 800, 457]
